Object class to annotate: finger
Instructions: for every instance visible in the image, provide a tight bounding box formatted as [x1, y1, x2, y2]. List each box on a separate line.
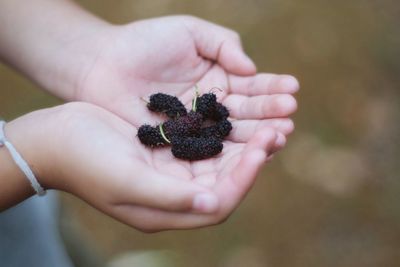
[272, 132, 287, 153]
[232, 128, 277, 190]
[114, 166, 219, 214]
[223, 94, 298, 119]
[228, 118, 294, 142]
[109, 130, 278, 232]
[185, 16, 256, 75]
[215, 128, 277, 209]
[110, 204, 217, 232]
[240, 127, 278, 157]
[228, 73, 300, 96]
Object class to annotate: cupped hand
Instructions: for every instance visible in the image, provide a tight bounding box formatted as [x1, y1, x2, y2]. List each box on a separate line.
[67, 16, 299, 230]
[40, 16, 299, 231]
[75, 16, 298, 145]
[8, 102, 280, 231]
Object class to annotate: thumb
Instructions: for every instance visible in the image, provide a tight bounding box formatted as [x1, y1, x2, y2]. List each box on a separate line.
[185, 16, 257, 75]
[114, 166, 220, 214]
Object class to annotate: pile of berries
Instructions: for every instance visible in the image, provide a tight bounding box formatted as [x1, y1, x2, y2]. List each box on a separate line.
[137, 91, 232, 161]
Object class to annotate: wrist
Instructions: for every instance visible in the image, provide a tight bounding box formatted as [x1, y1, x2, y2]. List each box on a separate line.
[0, 127, 34, 210]
[4, 108, 61, 190]
[25, 23, 114, 102]
[35, 23, 115, 101]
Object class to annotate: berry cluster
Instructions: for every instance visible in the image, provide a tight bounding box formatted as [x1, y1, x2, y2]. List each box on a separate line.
[137, 91, 232, 160]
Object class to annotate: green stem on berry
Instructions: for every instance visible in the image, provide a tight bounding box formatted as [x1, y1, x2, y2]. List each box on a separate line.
[140, 96, 149, 104]
[192, 84, 200, 112]
[209, 87, 223, 94]
[159, 123, 171, 143]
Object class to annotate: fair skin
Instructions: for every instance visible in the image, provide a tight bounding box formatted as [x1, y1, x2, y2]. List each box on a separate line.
[0, 0, 298, 231]
[1, 102, 280, 231]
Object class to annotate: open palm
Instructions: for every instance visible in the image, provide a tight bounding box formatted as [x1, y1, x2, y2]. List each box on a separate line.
[49, 102, 277, 232]
[72, 16, 298, 230]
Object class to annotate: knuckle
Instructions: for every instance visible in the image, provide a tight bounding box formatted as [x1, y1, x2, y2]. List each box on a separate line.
[228, 30, 241, 42]
[179, 15, 200, 29]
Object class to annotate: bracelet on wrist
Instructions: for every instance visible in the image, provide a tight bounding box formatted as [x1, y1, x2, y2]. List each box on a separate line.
[0, 120, 46, 196]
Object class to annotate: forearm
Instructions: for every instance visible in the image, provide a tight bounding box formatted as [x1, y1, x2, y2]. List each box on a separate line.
[0, 0, 110, 100]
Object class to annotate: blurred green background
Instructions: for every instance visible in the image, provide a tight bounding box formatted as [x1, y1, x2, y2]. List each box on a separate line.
[1, 0, 400, 266]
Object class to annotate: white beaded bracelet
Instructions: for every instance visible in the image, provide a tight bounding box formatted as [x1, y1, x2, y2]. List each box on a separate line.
[0, 120, 46, 196]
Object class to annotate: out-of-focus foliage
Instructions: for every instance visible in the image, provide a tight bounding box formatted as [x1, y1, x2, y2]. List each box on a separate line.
[1, 0, 399, 266]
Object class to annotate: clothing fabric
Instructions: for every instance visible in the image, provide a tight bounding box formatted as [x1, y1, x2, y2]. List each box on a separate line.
[0, 191, 74, 267]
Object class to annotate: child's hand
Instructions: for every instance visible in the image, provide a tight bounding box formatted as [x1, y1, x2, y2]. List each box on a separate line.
[0, 6, 298, 230]
[66, 16, 299, 145]
[5, 102, 278, 232]
[0, 4, 298, 142]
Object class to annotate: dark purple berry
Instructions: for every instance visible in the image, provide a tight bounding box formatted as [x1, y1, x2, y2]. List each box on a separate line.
[138, 91, 232, 161]
[195, 93, 229, 121]
[196, 93, 217, 116]
[147, 93, 187, 118]
[199, 119, 232, 139]
[164, 111, 203, 138]
[137, 124, 168, 147]
[171, 136, 223, 161]
[209, 103, 229, 121]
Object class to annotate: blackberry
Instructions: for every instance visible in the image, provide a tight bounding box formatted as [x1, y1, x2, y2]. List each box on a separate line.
[171, 136, 223, 161]
[199, 119, 232, 139]
[195, 93, 229, 121]
[137, 112, 203, 147]
[138, 91, 232, 161]
[137, 124, 168, 147]
[209, 103, 229, 121]
[196, 93, 217, 116]
[147, 93, 187, 118]
[164, 111, 203, 138]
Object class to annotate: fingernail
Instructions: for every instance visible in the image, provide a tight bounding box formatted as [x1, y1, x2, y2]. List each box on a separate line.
[193, 193, 219, 213]
[275, 133, 287, 148]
